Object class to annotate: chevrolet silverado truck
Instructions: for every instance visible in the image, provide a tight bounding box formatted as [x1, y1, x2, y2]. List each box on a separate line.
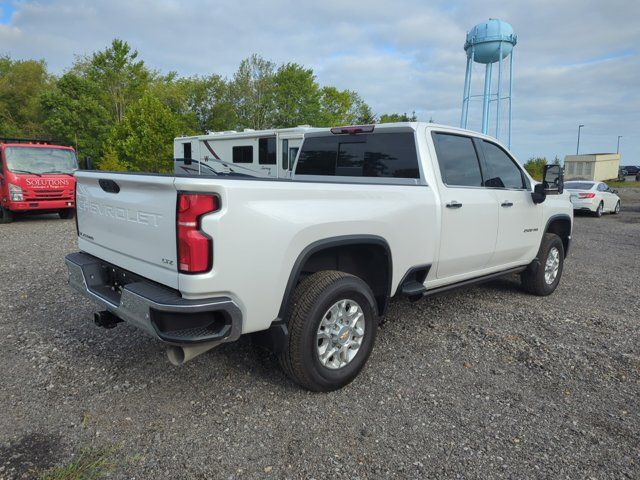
[66, 123, 572, 391]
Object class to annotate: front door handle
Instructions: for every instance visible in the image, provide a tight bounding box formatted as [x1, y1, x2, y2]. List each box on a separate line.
[446, 201, 463, 209]
[501, 201, 514, 207]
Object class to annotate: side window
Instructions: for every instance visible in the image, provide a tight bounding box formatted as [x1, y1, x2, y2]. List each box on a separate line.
[259, 137, 276, 165]
[295, 136, 337, 175]
[597, 183, 607, 191]
[183, 143, 192, 159]
[432, 133, 483, 187]
[232, 146, 253, 163]
[480, 140, 525, 189]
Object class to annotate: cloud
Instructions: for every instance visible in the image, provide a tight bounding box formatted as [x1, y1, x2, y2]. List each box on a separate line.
[0, 0, 638, 162]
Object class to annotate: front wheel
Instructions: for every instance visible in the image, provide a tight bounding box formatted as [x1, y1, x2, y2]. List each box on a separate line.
[0, 206, 13, 224]
[613, 201, 621, 214]
[278, 271, 378, 391]
[58, 209, 75, 219]
[521, 233, 565, 296]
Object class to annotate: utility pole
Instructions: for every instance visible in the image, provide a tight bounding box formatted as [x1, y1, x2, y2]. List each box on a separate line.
[617, 135, 622, 154]
[576, 124, 584, 155]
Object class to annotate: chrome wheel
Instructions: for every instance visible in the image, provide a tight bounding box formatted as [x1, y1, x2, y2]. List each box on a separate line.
[544, 246, 560, 285]
[316, 299, 365, 370]
[615, 202, 620, 214]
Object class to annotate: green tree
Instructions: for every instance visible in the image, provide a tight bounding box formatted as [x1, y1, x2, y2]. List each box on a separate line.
[81, 39, 151, 123]
[0, 56, 52, 136]
[317, 87, 355, 126]
[108, 92, 180, 173]
[270, 63, 321, 127]
[379, 111, 417, 123]
[524, 157, 547, 180]
[228, 54, 275, 129]
[41, 72, 111, 160]
[348, 93, 376, 124]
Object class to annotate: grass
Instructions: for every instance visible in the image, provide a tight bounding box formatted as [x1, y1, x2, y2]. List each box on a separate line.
[38, 447, 117, 480]
[603, 180, 640, 189]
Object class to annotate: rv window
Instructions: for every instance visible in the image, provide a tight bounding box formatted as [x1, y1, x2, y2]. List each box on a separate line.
[183, 142, 192, 159]
[282, 139, 289, 170]
[233, 146, 253, 163]
[259, 137, 276, 165]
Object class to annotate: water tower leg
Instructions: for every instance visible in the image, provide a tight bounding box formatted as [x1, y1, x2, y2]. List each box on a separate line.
[482, 63, 493, 135]
[460, 55, 472, 128]
[496, 43, 503, 138]
[508, 49, 514, 149]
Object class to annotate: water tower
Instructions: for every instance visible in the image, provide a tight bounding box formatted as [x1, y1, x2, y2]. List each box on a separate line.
[460, 19, 517, 148]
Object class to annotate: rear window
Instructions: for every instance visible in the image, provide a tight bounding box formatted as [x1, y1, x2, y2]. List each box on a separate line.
[295, 132, 419, 179]
[565, 182, 594, 190]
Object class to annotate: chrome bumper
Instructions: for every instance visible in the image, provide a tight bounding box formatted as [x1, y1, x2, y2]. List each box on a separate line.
[65, 252, 242, 345]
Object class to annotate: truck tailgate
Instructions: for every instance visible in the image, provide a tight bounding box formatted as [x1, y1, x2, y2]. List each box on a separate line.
[75, 172, 179, 289]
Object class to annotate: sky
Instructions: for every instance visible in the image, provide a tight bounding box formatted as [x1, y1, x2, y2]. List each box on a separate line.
[1, 0, 639, 164]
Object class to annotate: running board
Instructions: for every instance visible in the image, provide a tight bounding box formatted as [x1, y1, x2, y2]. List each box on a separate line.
[422, 266, 527, 298]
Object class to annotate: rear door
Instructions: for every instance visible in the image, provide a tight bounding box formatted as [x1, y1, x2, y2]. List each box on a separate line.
[477, 139, 542, 266]
[75, 172, 179, 288]
[431, 132, 499, 279]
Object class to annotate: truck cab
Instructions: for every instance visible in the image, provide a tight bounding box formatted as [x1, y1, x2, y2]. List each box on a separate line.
[0, 138, 77, 223]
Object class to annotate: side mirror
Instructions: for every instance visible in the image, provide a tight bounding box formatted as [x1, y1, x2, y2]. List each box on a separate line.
[84, 156, 94, 170]
[612, 189, 618, 194]
[542, 164, 564, 194]
[532, 183, 546, 204]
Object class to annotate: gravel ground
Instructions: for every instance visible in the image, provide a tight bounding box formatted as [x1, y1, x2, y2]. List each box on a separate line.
[1, 190, 639, 479]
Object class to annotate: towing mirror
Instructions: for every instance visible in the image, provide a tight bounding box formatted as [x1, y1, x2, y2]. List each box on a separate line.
[543, 164, 564, 194]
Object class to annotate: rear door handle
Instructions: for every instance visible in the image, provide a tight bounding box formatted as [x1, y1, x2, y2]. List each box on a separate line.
[501, 201, 514, 207]
[446, 201, 463, 209]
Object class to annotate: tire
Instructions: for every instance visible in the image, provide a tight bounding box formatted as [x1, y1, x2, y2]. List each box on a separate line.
[594, 202, 604, 217]
[278, 270, 378, 392]
[58, 209, 75, 219]
[521, 233, 564, 296]
[613, 201, 621, 214]
[0, 206, 14, 224]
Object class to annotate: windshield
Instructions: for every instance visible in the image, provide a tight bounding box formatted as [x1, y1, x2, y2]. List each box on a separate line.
[565, 182, 594, 190]
[4, 147, 78, 174]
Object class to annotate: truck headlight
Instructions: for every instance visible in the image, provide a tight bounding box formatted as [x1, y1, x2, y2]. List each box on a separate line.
[9, 184, 23, 201]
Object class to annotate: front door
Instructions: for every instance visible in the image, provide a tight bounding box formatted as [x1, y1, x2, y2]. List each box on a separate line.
[432, 132, 499, 279]
[478, 139, 542, 266]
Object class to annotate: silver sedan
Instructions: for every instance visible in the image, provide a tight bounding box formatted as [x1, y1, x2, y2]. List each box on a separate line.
[565, 181, 621, 217]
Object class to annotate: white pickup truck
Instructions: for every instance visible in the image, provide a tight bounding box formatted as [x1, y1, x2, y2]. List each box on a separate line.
[66, 122, 572, 391]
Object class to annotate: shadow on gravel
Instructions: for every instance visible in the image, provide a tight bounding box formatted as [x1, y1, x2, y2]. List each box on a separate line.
[0, 432, 62, 479]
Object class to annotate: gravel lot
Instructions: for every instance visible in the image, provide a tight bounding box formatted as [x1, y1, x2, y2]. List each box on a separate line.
[1, 190, 639, 479]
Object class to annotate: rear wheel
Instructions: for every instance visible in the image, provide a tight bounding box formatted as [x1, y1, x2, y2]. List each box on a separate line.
[278, 270, 378, 391]
[521, 233, 564, 296]
[594, 202, 604, 217]
[613, 201, 621, 214]
[0, 206, 13, 224]
[58, 209, 75, 219]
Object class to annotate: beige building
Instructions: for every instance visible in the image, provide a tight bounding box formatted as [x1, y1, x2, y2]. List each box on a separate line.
[563, 153, 620, 181]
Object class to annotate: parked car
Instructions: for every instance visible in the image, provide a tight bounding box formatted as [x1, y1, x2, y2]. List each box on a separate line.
[618, 168, 628, 181]
[565, 180, 621, 217]
[65, 122, 572, 391]
[622, 165, 640, 175]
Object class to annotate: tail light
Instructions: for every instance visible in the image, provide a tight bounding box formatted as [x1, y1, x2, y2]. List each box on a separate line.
[177, 193, 219, 274]
[578, 192, 596, 198]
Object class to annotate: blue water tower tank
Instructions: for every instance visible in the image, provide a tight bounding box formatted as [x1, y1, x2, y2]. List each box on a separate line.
[464, 19, 516, 64]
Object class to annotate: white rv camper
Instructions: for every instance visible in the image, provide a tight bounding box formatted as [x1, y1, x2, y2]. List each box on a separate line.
[173, 126, 312, 178]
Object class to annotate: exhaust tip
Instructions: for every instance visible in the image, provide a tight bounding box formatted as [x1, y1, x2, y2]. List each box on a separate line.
[167, 346, 186, 366]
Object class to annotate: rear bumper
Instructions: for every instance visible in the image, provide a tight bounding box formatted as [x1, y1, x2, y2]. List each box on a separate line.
[8, 199, 74, 211]
[65, 252, 242, 346]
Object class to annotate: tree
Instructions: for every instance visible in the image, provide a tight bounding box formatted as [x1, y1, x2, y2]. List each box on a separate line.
[0, 56, 52, 136]
[270, 63, 321, 127]
[379, 111, 417, 123]
[108, 92, 180, 173]
[228, 54, 275, 129]
[81, 39, 151, 123]
[348, 92, 376, 124]
[41, 72, 111, 160]
[524, 157, 547, 180]
[317, 87, 355, 127]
